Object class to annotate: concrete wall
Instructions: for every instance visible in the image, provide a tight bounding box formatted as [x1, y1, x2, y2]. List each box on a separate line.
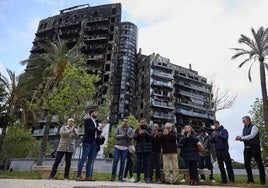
[9, 158, 113, 173]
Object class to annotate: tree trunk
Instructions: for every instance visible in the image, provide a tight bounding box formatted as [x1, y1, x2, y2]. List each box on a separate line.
[259, 60, 268, 142]
[0, 125, 7, 156]
[36, 118, 51, 166]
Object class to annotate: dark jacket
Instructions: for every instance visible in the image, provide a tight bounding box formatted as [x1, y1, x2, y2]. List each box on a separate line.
[133, 125, 153, 153]
[96, 135, 105, 152]
[178, 132, 200, 161]
[159, 130, 177, 154]
[82, 118, 102, 144]
[210, 125, 229, 151]
[198, 134, 216, 159]
[152, 133, 161, 153]
[243, 123, 260, 147]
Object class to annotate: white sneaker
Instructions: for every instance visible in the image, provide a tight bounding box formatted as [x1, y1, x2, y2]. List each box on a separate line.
[123, 178, 130, 182]
[211, 179, 216, 183]
[129, 177, 135, 183]
[200, 179, 205, 183]
[180, 179, 185, 183]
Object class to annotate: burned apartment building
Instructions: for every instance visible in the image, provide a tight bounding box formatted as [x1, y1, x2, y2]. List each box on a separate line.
[29, 3, 138, 157]
[136, 52, 214, 131]
[28, 3, 214, 157]
[28, 3, 137, 126]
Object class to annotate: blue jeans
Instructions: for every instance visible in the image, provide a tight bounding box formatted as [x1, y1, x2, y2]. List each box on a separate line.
[77, 142, 96, 177]
[111, 147, 128, 178]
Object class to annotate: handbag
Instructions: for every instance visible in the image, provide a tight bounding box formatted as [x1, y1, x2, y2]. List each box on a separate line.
[128, 145, 135, 153]
[196, 141, 205, 153]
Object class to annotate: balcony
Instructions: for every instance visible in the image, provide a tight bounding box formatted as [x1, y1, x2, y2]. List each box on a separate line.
[152, 112, 173, 119]
[175, 73, 210, 86]
[85, 26, 109, 33]
[176, 108, 214, 120]
[87, 54, 105, 61]
[178, 101, 211, 112]
[84, 36, 107, 42]
[152, 92, 172, 99]
[152, 70, 173, 80]
[151, 62, 173, 71]
[176, 90, 206, 101]
[87, 18, 109, 23]
[175, 81, 211, 93]
[151, 100, 175, 110]
[152, 80, 172, 89]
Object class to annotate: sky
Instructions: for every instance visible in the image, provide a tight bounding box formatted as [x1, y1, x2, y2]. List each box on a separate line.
[0, 0, 267, 163]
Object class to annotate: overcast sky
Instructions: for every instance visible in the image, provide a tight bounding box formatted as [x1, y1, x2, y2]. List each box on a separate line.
[1, 0, 268, 162]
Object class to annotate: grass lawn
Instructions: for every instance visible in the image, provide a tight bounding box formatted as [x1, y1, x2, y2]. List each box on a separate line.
[0, 171, 267, 187]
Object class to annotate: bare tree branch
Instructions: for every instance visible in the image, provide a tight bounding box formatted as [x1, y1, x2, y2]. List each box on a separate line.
[208, 75, 237, 119]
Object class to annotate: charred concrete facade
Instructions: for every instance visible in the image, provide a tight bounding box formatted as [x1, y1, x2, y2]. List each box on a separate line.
[111, 22, 138, 124]
[136, 53, 214, 129]
[29, 3, 137, 125]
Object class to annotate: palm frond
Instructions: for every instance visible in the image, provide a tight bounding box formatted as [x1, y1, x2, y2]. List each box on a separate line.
[231, 49, 252, 60]
[248, 62, 254, 82]
[264, 63, 268, 70]
[239, 34, 257, 52]
[238, 58, 251, 68]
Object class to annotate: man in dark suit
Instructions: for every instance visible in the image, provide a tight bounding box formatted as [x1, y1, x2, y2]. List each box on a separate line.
[76, 109, 104, 181]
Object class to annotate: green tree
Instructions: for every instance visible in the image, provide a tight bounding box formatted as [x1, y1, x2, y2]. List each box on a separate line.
[42, 63, 100, 124]
[20, 37, 87, 165]
[249, 98, 268, 165]
[1, 125, 40, 170]
[34, 63, 102, 165]
[231, 26, 268, 142]
[104, 114, 139, 157]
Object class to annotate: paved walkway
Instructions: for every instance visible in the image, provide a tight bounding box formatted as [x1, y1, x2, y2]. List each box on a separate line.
[0, 179, 239, 188]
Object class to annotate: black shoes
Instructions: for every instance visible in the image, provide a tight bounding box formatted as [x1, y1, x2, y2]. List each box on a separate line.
[156, 178, 161, 184]
[110, 175, 115, 182]
[119, 176, 124, 182]
[134, 178, 140, 183]
[246, 180, 255, 184]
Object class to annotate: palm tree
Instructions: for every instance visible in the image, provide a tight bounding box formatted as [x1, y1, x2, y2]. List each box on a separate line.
[20, 37, 85, 165]
[231, 26, 268, 140]
[0, 69, 26, 155]
[20, 36, 85, 93]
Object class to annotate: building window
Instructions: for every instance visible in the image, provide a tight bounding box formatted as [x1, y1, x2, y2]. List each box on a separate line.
[109, 35, 114, 41]
[112, 8, 117, 14]
[92, 11, 98, 17]
[106, 54, 111, 60]
[103, 75, 109, 82]
[111, 17, 115, 23]
[107, 44, 112, 50]
[105, 64, 110, 71]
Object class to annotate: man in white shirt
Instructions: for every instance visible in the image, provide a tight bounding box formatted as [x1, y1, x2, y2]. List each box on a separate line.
[235, 116, 266, 185]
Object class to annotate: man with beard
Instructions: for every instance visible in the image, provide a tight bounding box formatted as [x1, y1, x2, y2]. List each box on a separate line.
[76, 109, 104, 181]
[133, 118, 153, 183]
[110, 117, 133, 182]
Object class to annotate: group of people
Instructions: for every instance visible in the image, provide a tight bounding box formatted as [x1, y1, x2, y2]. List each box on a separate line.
[48, 110, 266, 186]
